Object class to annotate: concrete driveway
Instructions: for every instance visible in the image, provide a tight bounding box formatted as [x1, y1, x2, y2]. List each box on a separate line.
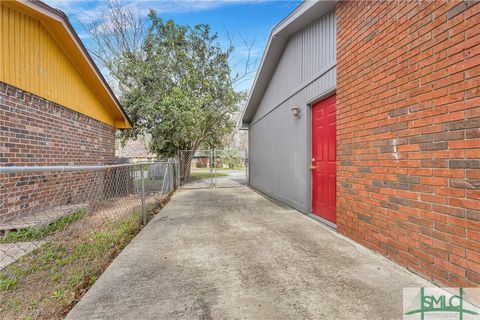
[67, 187, 430, 320]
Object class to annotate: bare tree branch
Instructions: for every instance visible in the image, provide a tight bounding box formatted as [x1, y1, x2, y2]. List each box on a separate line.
[222, 23, 259, 89]
[80, 0, 147, 92]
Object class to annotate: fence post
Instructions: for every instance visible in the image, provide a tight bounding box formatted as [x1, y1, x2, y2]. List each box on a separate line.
[212, 148, 216, 188]
[141, 164, 146, 225]
[245, 149, 249, 186]
[173, 160, 177, 189]
[161, 162, 168, 195]
[176, 160, 180, 189]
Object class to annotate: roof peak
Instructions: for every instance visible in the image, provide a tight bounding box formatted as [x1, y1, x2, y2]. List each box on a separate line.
[241, 0, 336, 128]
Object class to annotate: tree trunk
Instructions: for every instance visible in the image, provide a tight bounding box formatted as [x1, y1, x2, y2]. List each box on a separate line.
[179, 151, 194, 182]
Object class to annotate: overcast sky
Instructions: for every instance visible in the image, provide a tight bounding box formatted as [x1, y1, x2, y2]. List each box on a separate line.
[44, 0, 301, 92]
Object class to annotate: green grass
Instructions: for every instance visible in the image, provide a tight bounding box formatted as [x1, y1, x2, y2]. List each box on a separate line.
[0, 277, 20, 292]
[191, 172, 228, 180]
[215, 167, 246, 171]
[0, 212, 144, 319]
[0, 210, 86, 244]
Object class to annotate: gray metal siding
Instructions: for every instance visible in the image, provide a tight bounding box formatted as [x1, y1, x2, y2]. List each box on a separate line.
[252, 10, 336, 123]
[248, 10, 336, 213]
[302, 12, 336, 80]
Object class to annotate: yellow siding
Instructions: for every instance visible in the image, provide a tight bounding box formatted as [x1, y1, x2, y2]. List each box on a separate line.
[0, 3, 116, 126]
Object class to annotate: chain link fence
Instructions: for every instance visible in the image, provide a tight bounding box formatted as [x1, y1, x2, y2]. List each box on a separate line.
[178, 149, 247, 189]
[213, 149, 248, 188]
[178, 150, 215, 188]
[0, 161, 177, 319]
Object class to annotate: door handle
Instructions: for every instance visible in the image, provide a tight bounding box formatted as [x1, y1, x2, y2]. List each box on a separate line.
[310, 165, 316, 170]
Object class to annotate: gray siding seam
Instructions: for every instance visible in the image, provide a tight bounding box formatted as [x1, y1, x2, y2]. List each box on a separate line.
[305, 86, 337, 105]
[251, 10, 336, 122]
[249, 61, 336, 127]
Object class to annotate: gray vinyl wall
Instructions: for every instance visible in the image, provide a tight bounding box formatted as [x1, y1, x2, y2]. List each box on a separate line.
[248, 9, 336, 213]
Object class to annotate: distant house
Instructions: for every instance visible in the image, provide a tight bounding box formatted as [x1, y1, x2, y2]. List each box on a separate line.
[116, 135, 157, 163]
[0, 0, 131, 167]
[224, 111, 248, 151]
[0, 0, 131, 221]
[242, 1, 480, 287]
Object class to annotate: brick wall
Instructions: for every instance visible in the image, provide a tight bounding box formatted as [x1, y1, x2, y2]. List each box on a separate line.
[0, 82, 116, 220]
[336, 1, 480, 286]
[0, 82, 115, 166]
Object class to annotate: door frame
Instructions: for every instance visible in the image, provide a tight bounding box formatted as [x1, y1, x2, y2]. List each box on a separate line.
[305, 88, 336, 229]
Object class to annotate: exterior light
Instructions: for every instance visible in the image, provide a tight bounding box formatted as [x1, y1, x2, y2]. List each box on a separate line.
[291, 107, 301, 118]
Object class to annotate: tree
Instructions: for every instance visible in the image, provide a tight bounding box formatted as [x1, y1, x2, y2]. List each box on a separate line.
[81, 0, 148, 93]
[222, 150, 244, 169]
[118, 12, 244, 179]
[84, 2, 254, 180]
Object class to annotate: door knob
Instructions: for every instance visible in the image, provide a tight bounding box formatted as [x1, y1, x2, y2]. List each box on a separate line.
[310, 165, 316, 170]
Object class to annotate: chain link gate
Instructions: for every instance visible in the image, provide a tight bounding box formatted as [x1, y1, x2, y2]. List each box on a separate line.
[178, 149, 248, 189]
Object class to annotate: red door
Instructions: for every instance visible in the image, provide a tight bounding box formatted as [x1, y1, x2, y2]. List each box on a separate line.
[311, 94, 336, 224]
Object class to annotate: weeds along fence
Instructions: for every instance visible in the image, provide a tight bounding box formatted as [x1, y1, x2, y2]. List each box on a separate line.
[0, 161, 177, 319]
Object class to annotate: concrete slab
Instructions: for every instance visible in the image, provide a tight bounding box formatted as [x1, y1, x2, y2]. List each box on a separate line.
[180, 169, 247, 189]
[0, 203, 85, 232]
[66, 187, 431, 320]
[214, 170, 247, 188]
[0, 241, 45, 270]
[179, 178, 214, 189]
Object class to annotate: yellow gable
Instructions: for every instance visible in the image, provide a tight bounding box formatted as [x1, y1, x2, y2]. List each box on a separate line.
[0, 0, 131, 128]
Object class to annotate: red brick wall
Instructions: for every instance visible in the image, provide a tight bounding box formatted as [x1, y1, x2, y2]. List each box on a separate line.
[336, 1, 480, 287]
[0, 82, 116, 220]
[0, 82, 115, 166]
